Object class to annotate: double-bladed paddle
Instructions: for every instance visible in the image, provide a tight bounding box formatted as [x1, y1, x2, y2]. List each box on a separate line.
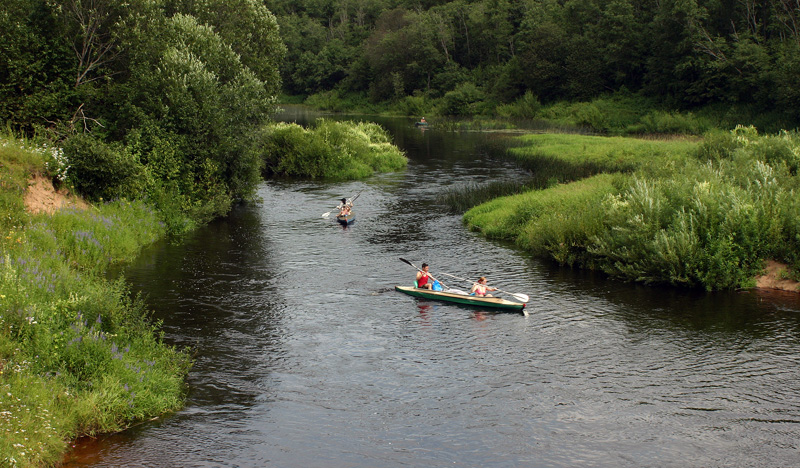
[434, 271, 530, 303]
[321, 191, 363, 218]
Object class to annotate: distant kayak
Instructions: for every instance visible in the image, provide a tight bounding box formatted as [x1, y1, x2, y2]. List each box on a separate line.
[414, 121, 428, 127]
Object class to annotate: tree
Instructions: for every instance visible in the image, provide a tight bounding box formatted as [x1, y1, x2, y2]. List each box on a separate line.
[0, 0, 76, 132]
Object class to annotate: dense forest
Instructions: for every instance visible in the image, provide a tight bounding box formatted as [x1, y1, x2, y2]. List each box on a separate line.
[1, 0, 286, 230]
[270, 0, 800, 129]
[3, 0, 800, 221]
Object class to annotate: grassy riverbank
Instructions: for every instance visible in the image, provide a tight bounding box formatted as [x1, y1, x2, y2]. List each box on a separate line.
[0, 135, 191, 467]
[464, 127, 800, 290]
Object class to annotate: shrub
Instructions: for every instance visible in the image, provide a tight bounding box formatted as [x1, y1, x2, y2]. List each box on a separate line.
[63, 133, 145, 202]
[392, 93, 434, 117]
[440, 82, 487, 116]
[590, 152, 798, 289]
[496, 91, 542, 119]
[257, 120, 406, 179]
[634, 111, 711, 135]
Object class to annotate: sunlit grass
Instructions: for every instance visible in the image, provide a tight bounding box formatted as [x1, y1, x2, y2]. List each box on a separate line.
[509, 133, 698, 172]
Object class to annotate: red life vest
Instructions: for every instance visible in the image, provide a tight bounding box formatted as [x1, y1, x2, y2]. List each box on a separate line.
[417, 273, 429, 287]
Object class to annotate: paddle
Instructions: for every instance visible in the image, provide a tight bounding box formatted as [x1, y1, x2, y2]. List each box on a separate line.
[321, 191, 363, 218]
[398, 257, 448, 290]
[436, 271, 530, 303]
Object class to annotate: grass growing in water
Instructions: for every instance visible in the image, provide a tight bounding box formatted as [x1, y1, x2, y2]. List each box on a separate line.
[443, 133, 697, 213]
[508, 133, 697, 173]
[0, 134, 191, 467]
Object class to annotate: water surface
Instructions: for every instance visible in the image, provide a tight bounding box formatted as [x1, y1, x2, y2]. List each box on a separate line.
[64, 109, 800, 467]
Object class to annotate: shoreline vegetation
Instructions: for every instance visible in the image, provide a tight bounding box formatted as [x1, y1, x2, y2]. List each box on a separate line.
[288, 96, 799, 292]
[258, 119, 407, 179]
[286, 91, 721, 137]
[0, 135, 192, 467]
[0, 117, 408, 466]
[461, 126, 800, 292]
[3, 0, 800, 464]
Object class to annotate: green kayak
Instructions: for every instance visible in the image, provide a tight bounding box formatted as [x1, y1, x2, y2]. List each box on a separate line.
[395, 286, 526, 313]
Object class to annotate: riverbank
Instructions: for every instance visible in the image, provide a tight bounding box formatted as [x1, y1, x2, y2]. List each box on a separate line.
[0, 137, 191, 467]
[464, 128, 800, 292]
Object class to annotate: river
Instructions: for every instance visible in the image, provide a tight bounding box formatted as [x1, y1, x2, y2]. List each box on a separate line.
[63, 108, 800, 467]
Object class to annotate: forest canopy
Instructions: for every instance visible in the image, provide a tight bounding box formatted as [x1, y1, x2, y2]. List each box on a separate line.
[270, 0, 800, 128]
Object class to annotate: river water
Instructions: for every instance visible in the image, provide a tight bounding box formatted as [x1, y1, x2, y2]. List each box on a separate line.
[64, 108, 800, 467]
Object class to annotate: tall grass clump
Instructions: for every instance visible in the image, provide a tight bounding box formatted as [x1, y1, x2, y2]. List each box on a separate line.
[589, 150, 798, 289]
[496, 91, 542, 119]
[0, 134, 191, 466]
[466, 127, 799, 290]
[257, 119, 407, 179]
[464, 173, 623, 267]
[626, 110, 713, 135]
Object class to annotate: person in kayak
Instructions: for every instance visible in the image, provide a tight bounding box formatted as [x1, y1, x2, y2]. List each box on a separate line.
[338, 197, 352, 216]
[470, 277, 498, 297]
[416, 263, 433, 289]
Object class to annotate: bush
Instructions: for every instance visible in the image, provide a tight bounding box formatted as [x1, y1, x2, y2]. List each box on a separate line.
[257, 120, 407, 179]
[63, 133, 145, 202]
[496, 91, 542, 119]
[392, 93, 434, 118]
[440, 82, 487, 116]
[466, 127, 800, 290]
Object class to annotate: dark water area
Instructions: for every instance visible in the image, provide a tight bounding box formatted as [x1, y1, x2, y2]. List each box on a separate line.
[63, 107, 800, 467]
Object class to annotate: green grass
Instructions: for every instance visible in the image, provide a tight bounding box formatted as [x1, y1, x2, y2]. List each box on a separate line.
[444, 133, 699, 214]
[0, 134, 191, 467]
[508, 133, 698, 173]
[464, 127, 800, 290]
[464, 173, 622, 254]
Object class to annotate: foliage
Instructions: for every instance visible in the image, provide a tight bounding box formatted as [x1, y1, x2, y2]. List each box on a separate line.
[62, 133, 145, 202]
[265, 0, 800, 129]
[257, 119, 407, 179]
[588, 148, 799, 289]
[496, 91, 542, 119]
[464, 128, 800, 290]
[0, 136, 191, 467]
[1, 0, 286, 228]
[0, 0, 75, 134]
